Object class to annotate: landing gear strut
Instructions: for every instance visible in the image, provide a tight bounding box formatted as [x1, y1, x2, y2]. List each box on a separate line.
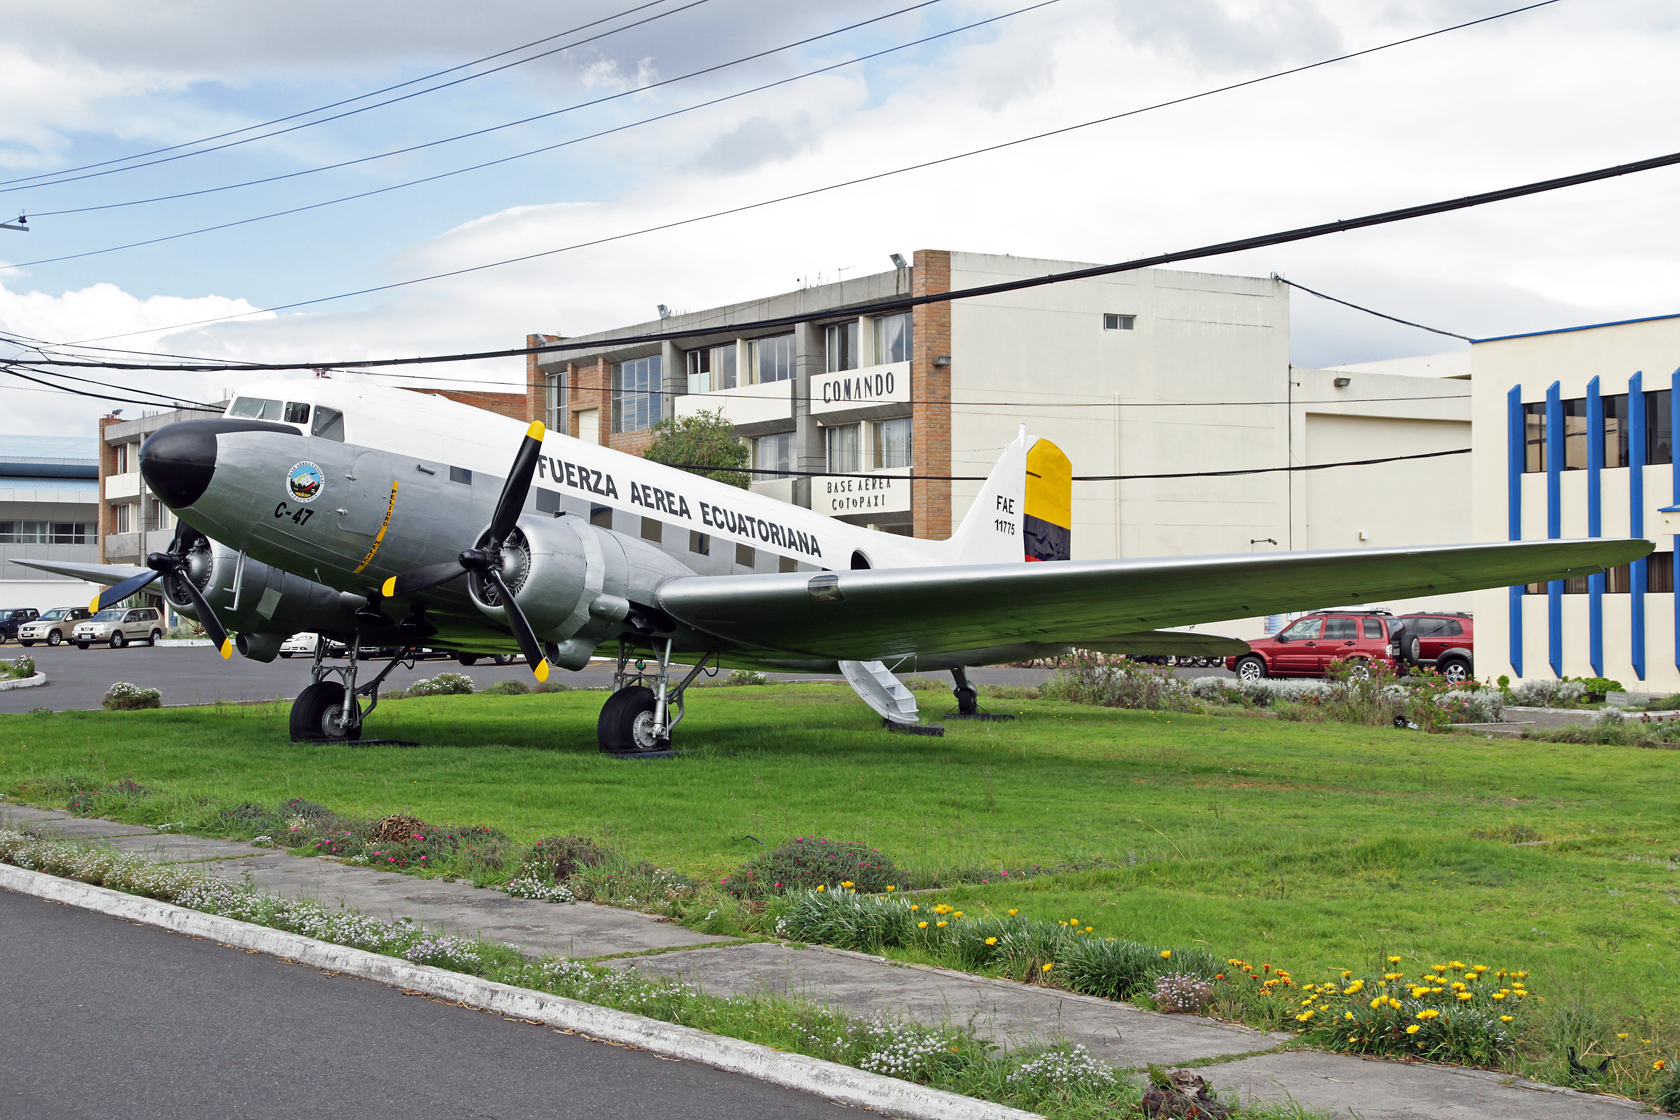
[290, 639, 413, 741]
[944, 666, 1016, 721]
[597, 638, 715, 755]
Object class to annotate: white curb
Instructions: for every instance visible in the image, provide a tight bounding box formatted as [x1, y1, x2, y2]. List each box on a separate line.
[0, 863, 1040, 1120]
[0, 672, 47, 692]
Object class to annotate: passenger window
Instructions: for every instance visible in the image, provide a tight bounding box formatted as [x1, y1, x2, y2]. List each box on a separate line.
[228, 396, 283, 421]
[311, 407, 345, 442]
[1280, 618, 1321, 641]
[1443, 620, 1463, 637]
[449, 467, 473, 485]
[1322, 618, 1355, 639]
[283, 402, 311, 424]
[1362, 617, 1384, 638]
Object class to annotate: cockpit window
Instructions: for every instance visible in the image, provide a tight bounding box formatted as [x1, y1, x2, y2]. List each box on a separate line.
[283, 402, 311, 424]
[312, 406, 345, 442]
[228, 397, 283, 421]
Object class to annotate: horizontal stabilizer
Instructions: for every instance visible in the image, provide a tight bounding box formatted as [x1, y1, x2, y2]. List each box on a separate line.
[8, 558, 151, 586]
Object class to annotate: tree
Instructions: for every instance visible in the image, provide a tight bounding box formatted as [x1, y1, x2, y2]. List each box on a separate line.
[643, 409, 751, 489]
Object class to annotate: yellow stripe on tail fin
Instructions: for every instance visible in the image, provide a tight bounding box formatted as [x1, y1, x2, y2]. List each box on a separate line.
[1023, 439, 1071, 562]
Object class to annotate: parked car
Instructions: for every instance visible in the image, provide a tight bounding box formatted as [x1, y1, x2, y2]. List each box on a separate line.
[279, 632, 348, 658]
[454, 652, 518, 666]
[1397, 612, 1474, 683]
[15, 607, 92, 646]
[0, 607, 41, 643]
[73, 606, 164, 649]
[1227, 610, 1406, 681]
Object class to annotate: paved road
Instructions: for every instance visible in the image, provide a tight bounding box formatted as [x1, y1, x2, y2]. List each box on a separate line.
[0, 641, 1089, 714]
[0, 887, 844, 1120]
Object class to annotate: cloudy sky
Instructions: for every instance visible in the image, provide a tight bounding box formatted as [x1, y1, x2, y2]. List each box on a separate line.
[1, 0, 1677, 434]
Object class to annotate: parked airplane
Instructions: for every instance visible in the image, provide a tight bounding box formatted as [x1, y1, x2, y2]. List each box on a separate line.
[17, 378, 1647, 752]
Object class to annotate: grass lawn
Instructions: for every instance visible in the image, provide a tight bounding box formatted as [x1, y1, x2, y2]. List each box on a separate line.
[5, 683, 1678, 1090]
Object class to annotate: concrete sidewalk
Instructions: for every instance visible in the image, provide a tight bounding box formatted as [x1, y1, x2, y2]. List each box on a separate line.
[1, 801, 1642, 1120]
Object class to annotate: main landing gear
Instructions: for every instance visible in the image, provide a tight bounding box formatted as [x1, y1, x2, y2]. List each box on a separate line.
[945, 666, 1015, 721]
[290, 640, 413, 742]
[597, 638, 716, 756]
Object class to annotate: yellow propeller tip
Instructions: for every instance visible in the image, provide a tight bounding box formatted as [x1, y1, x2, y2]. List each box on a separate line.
[219, 639, 234, 659]
[380, 577, 397, 598]
[526, 420, 545, 441]
[533, 660, 550, 683]
[88, 596, 101, 613]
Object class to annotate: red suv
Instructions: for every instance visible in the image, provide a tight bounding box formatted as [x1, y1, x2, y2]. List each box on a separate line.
[1396, 612, 1474, 684]
[1228, 611, 1403, 681]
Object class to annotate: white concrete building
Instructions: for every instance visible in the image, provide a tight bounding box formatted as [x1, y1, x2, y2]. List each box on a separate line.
[1471, 312, 1680, 689]
[0, 434, 102, 611]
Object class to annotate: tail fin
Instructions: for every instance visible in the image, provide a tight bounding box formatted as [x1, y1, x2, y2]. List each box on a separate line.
[946, 427, 1072, 564]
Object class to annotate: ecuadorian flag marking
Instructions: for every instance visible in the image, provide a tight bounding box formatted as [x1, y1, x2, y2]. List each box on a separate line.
[1024, 439, 1072, 562]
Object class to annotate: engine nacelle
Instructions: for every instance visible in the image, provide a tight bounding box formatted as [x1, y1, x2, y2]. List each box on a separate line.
[162, 538, 359, 652]
[467, 515, 693, 669]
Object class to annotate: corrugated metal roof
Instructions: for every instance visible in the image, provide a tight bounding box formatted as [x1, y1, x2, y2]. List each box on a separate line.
[0, 475, 101, 495]
[0, 434, 98, 462]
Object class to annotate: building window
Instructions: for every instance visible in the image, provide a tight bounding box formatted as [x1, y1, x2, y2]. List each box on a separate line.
[754, 432, 793, 479]
[1562, 398, 1588, 470]
[1652, 552, 1675, 594]
[690, 530, 710, 555]
[612, 355, 663, 432]
[873, 313, 912, 365]
[449, 466, 472, 485]
[1647, 389, 1672, 466]
[1522, 402, 1546, 473]
[1602, 393, 1628, 467]
[685, 344, 736, 393]
[546, 372, 566, 433]
[113, 443, 131, 474]
[825, 321, 859, 373]
[752, 333, 795, 383]
[826, 423, 861, 473]
[871, 418, 912, 470]
[0, 521, 93, 544]
[640, 517, 662, 543]
[735, 543, 755, 568]
[112, 504, 132, 534]
[1535, 553, 1675, 594]
[1103, 313, 1136, 330]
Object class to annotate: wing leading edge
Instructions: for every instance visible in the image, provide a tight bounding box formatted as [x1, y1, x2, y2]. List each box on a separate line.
[655, 538, 1649, 662]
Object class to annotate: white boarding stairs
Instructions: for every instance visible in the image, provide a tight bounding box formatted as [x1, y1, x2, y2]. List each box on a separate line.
[839, 660, 919, 725]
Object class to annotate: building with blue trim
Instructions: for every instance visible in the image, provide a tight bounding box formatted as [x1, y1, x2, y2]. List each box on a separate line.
[1472, 311, 1680, 688]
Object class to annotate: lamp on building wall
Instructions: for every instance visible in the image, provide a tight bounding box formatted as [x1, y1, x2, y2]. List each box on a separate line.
[889, 253, 908, 269]
[933, 356, 951, 368]
[1333, 376, 1352, 388]
[657, 304, 673, 319]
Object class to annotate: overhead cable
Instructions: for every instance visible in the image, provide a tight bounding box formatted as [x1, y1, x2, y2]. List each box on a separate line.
[0, 366, 222, 411]
[41, 0, 1569, 346]
[664, 446, 1471, 482]
[38, 144, 1680, 363]
[0, 0, 715, 196]
[1273, 276, 1473, 340]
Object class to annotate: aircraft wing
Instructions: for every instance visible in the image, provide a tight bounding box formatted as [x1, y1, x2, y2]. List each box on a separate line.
[8, 559, 152, 585]
[655, 538, 1647, 661]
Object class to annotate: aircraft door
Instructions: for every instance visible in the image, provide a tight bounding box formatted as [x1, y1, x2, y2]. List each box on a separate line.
[334, 451, 401, 545]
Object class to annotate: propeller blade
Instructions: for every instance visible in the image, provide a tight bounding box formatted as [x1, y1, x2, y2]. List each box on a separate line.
[488, 420, 545, 544]
[91, 570, 160, 613]
[488, 568, 549, 683]
[173, 569, 233, 659]
[381, 559, 469, 600]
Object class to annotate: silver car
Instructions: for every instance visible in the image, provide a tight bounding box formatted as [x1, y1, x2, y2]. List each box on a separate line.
[16, 607, 93, 647]
[73, 607, 164, 649]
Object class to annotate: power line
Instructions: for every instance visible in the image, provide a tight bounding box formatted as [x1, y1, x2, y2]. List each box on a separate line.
[665, 446, 1471, 482]
[0, 0, 714, 196]
[40, 0, 1568, 347]
[7, 1, 1044, 272]
[0, 365, 221, 411]
[36, 145, 1680, 364]
[1273, 276, 1473, 341]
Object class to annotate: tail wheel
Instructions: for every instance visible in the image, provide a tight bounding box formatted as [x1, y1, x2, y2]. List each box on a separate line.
[597, 685, 668, 754]
[290, 681, 363, 742]
[1235, 655, 1267, 682]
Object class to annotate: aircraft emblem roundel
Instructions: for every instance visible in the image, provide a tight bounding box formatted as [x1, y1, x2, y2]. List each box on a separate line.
[287, 461, 325, 503]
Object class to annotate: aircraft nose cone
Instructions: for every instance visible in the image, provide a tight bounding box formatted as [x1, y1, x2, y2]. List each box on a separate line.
[140, 422, 218, 509]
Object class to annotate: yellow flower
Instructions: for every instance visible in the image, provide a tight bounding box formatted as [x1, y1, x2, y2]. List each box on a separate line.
[1500, 1015, 1514, 1023]
[1387, 956, 1402, 964]
[1008, 909, 1018, 917]
[816, 885, 825, 892]
[911, 904, 919, 911]
[1161, 950, 1172, 960]
[937, 920, 948, 927]
[1655, 1061, 1667, 1071]
[1042, 963, 1053, 972]
[1457, 992, 1473, 1001]
[1448, 961, 1465, 969]
[1463, 972, 1477, 981]
[886, 885, 896, 892]
[1345, 1011, 1354, 1020]
[1085, 927, 1094, 933]
[918, 921, 928, 928]
[1406, 1025, 1421, 1035]
[841, 881, 854, 888]
[954, 911, 963, 918]
[1341, 970, 1353, 979]
[985, 937, 998, 946]
[1370, 997, 1383, 1009]
[1618, 1033, 1629, 1041]
[1493, 992, 1506, 1000]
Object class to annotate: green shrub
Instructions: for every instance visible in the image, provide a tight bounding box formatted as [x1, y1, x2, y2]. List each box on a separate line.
[483, 678, 528, 696]
[1569, 676, 1625, 701]
[1300, 963, 1528, 1068]
[775, 888, 914, 952]
[102, 682, 161, 710]
[408, 672, 474, 696]
[719, 669, 768, 686]
[521, 835, 607, 882]
[1058, 937, 1220, 1001]
[5, 655, 36, 680]
[65, 777, 152, 815]
[721, 836, 901, 897]
[1655, 1062, 1680, 1112]
[1039, 651, 1200, 711]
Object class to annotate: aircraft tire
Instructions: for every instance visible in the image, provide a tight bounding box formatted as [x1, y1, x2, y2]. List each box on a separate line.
[597, 685, 669, 754]
[290, 681, 364, 742]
